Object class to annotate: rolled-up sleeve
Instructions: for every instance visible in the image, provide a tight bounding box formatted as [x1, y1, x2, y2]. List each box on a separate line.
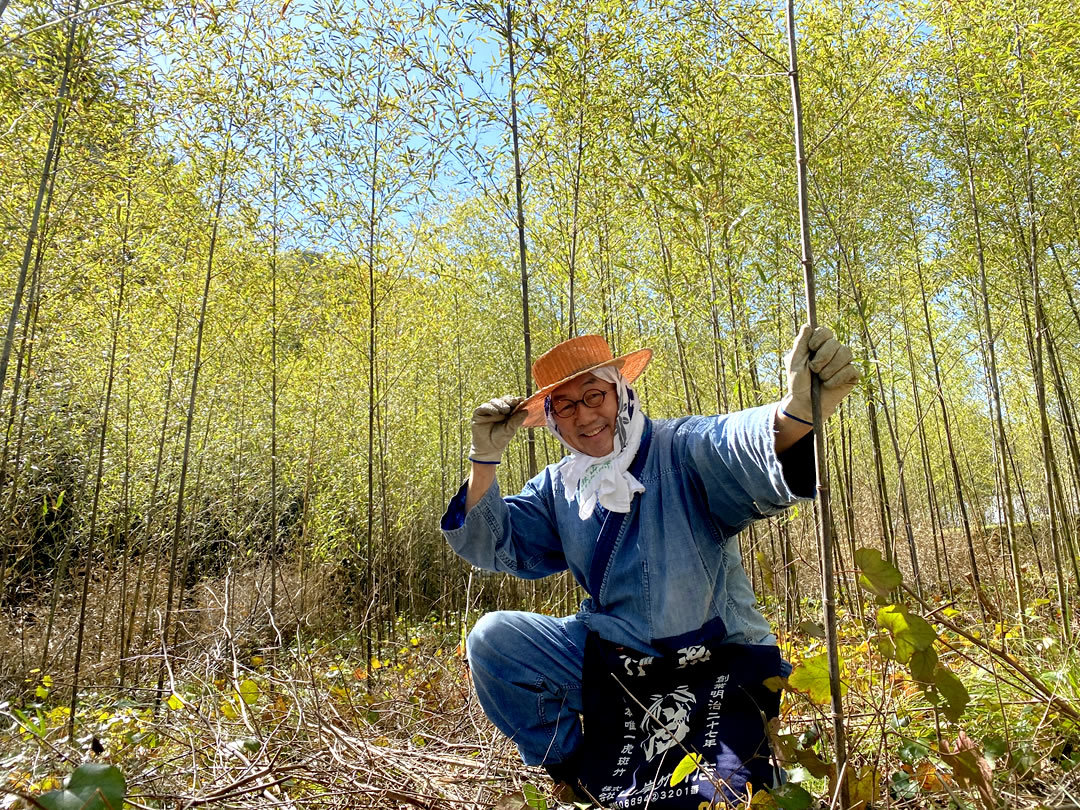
[441, 473, 568, 579]
[680, 404, 813, 535]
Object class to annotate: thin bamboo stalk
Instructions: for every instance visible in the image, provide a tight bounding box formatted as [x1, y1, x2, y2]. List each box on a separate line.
[68, 254, 126, 740]
[946, 20, 1018, 598]
[786, 3, 848, 804]
[506, 1, 536, 478]
[365, 57, 382, 668]
[159, 134, 237, 703]
[0, 0, 80, 417]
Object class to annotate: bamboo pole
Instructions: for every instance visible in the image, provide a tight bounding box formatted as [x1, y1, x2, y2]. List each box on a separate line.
[1, 0, 80, 440]
[785, 3, 849, 805]
[506, 1, 536, 478]
[364, 57, 382, 667]
[69, 250, 126, 739]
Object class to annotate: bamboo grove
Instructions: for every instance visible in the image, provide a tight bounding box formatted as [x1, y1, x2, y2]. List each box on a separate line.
[1, 0, 1079, 748]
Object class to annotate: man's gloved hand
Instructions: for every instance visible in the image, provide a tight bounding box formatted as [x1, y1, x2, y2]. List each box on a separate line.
[782, 325, 860, 423]
[469, 395, 527, 463]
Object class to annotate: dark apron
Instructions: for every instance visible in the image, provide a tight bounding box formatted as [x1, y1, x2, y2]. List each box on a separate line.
[578, 626, 782, 807]
[576, 424, 783, 807]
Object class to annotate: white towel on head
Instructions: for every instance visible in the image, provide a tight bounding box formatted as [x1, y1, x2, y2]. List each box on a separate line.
[545, 365, 646, 521]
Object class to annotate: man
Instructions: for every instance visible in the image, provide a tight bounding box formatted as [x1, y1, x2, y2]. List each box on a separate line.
[441, 327, 858, 800]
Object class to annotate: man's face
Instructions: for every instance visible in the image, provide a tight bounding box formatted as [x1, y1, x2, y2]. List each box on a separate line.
[549, 374, 618, 457]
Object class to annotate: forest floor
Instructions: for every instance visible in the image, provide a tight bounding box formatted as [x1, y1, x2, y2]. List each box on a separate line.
[1, 561, 1079, 809]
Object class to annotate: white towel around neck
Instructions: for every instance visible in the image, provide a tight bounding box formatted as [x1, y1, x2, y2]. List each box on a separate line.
[545, 365, 646, 521]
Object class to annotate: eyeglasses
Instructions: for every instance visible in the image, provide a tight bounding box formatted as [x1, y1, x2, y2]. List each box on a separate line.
[550, 388, 609, 419]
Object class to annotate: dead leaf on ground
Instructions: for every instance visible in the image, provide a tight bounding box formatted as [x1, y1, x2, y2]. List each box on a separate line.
[916, 759, 955, 792]
[940, 730, 995, 810]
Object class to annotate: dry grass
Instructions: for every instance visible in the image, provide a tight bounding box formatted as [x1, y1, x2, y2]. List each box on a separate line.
[2, 553, 1079, 809]
[0, 561, 543, 808]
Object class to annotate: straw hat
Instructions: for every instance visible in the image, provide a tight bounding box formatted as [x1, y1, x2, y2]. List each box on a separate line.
[517, 335, 653, 428]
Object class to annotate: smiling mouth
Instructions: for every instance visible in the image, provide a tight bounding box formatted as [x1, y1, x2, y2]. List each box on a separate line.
[581, 425, 607, 438]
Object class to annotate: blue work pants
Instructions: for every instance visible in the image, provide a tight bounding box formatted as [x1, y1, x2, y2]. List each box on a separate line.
[467, 610, 587, 766]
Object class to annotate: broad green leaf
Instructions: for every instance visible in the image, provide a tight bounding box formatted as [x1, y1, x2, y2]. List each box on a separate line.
[876, 605, 936, 664]
[854, 547, 902, 597]
[238, 678, 260, 705]
[785, 766, 811, 783]
[874, 634, 896, 660]
[38, 763, 125, 810]
[788, 653, 845, 704]
[773, 732, 798, 760]
[669, 752, 702, 786]
[794, 747, 831, 779]
[982, 735, 1007, 767]
[763, 676, 787, 693]
[909, 646, 938, 683]
[897, 739, 929, 765]
[522, 782, 548, 810]
[767, 782, 813, 810]
[1009, 743, 1036, 778]
[750, 788, 779, 807]
[933, 665, 970, 722]
[889, 771, 918, 800]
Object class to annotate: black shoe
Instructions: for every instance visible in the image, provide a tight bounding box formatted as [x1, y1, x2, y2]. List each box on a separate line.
[544, 753, 590, 805]
[544, 760, 579, 786]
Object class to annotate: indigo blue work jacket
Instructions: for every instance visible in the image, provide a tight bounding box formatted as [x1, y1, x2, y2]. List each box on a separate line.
[441, 404, 815, 655]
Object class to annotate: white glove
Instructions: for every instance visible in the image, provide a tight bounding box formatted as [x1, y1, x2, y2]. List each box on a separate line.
[469, 395, 527, 463]
[781, 325, 860, 423]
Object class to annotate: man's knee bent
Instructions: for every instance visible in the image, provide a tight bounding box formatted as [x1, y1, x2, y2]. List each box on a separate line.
[466, 610, 518, 674]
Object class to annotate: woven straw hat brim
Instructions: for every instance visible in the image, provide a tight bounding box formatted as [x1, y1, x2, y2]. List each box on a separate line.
[516, 348, 653, 428]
